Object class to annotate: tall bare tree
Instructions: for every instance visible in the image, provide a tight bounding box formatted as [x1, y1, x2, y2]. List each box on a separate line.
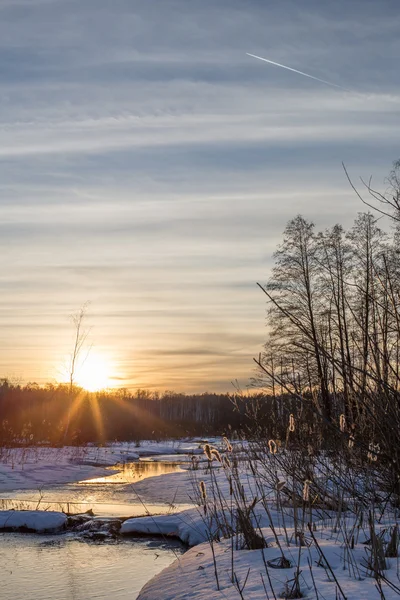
[64, 303, 91, 440]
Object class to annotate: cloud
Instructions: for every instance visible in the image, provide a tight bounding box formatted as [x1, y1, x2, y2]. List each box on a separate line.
[1, 0, 399, 390]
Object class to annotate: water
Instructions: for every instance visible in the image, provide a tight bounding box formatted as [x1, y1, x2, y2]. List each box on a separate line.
[0, 532, 185, 600]
[0, 461, 193, 516]
[0, 455, 193, 599]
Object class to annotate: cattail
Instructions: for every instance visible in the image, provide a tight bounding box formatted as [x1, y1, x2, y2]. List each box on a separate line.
[367, 442, 379, 462]
[367, 442, 378, 462]
[199, 480, 207, 500]
[223, 437, 233, 452]
[339, 414, 346, 432]
[222, 455, 231, 468]
[303, 480, 311, 502]
[211, 448, 222, 463]
[191, 455, 199, 469]
[203, 444, 212, 461]
[268, 439, 277, 454]
[289, 414, 295, 432]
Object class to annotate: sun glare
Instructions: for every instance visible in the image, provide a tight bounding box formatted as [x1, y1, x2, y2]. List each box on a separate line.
[75, 353, 111, 392]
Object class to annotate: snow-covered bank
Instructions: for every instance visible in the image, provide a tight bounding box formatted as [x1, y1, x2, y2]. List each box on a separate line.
[0, 510, 67, 533]
[137, 523, 400, 600]
[0, 446, 122, 492]
[122, 508, 207, 546]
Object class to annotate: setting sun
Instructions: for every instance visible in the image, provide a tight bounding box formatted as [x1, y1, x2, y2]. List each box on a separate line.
[74, 353, 111, 391]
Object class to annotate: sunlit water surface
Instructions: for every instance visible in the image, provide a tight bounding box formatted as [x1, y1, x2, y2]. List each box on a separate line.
[0, 461, 193, 516]
[0, 533, 184, 600]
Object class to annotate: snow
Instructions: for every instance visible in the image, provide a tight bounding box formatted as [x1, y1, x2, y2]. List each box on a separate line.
[0, 440, 201, 493]
[137, 520, 400, 600]
[122, 508, 209, 546]
[0, 510, 67, 533]
[0, 447, 117, 492]
[4, 440, 398, 598]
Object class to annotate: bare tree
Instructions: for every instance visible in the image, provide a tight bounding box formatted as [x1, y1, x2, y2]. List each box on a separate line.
[343, 159, 400, 222]
[64, 303, 91, 440]
[68, 303, 91, 394]
[258, 215, 332, 421]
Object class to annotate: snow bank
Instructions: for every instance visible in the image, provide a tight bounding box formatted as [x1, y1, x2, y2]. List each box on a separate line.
[0, 510, 67, 533]
[121, 508, 209, 546]
[138, 528, 400, 600]
[0, 447, 116, 492]
[121, 503, 293, 547]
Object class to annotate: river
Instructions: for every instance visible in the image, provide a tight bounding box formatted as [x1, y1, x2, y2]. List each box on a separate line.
[0, 457, 193, 600]
[0, 532, 184, 600]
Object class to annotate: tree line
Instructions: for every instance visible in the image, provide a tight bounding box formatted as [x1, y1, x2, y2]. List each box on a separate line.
[0, 381, 252, 444]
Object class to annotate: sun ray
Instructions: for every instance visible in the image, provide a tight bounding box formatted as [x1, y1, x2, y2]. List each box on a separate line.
[109, 394, 179, 434]
[61, 390, 86, 431]
[89, 394, 105, 442]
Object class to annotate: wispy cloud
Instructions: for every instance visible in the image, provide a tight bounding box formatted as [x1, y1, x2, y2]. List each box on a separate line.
[1, 0, 399, 390]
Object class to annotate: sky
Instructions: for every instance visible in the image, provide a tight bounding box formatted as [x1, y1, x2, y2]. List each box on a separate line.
[1, 0, 399, 392]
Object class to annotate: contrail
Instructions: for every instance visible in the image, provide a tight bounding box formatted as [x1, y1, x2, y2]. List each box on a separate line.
[246, 53, 350, 92]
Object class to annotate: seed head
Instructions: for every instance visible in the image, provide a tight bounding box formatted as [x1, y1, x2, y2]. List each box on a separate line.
[367, 442, 378, 462]
[268, 439, 277, 454]
[289, 414, 295, 432]
[203, 444, 212, 461]
[211, 448, 222, 463]
[223, 437, 233, 452]
[303, 480, 311, 502]
[339, 414, 346, 432]
[222, 455, 231, 468]
[199, 480, 207, 500]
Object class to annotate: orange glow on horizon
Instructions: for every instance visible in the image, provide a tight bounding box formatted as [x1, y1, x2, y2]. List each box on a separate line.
[61, 351, 117, 392]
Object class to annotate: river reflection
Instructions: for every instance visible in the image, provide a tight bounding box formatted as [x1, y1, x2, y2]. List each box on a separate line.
[0, 461, 192, 517]
[82, 460, 185, 484]
[0, 533, 184, 600]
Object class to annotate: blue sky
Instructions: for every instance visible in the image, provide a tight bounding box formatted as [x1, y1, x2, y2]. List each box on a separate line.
[1, 0, 399, 391]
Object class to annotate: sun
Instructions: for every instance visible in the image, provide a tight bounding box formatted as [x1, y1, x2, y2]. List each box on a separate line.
[75, 353, 111, 392]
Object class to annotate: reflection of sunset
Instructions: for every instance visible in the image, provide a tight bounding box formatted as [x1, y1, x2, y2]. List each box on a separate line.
[82, 462, 184, 485]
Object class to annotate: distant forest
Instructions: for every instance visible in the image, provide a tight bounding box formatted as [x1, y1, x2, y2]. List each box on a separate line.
[0, 379, 339, 446]
[0, 381, 255, 444]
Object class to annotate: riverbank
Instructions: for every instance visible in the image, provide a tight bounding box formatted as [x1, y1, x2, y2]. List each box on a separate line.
[133, 502, 400, 600]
